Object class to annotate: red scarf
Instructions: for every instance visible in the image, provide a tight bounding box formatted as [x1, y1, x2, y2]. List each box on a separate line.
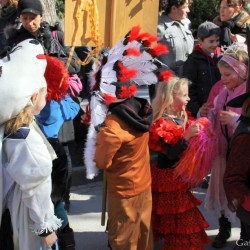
[193, 44, 221, 64]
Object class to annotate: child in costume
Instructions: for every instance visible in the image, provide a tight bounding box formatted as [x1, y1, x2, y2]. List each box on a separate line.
[183, 21, 221, 118]
[201, 43, 249, 248]
[83, 26, 171, 249]
[149, 76, 216, 249]
[224, 89, 250, 249]
[35, 55, 80, 250]
[94, 92, 154, 250]
[0, 39, 61, 250]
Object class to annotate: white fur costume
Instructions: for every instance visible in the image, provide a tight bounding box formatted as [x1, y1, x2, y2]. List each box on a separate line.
[0, 39, 61, 250]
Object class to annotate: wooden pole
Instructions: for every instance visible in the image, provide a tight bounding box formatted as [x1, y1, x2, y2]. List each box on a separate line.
[101, 169, 107, 226]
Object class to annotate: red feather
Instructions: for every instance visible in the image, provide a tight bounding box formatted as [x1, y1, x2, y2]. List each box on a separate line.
[159, 70, 173, 82]
[44, 55, 69, 101]
[138, 32, 158, 46]
[125, 48, 141, 56]
[128, 25, 141, 42]
[118, 62, 138, 82]
[148, 43, 169, 57]
[118, 85, 138, 99]
[102, 94, 118, 105]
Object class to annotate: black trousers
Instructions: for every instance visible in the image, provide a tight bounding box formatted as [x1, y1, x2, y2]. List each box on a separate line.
[0, 209, 14, 250]
[47, 138, 69, 205]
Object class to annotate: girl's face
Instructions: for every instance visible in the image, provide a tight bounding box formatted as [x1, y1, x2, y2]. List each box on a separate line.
[172, 84, 190, 114]
[32, 88, 47, 115]
[171, 1, 190, 20]
[199, 34, 220, 56]
[20, 13, 42, 34]
[219, 0, 239, 21]
[219, 65, 243, 89]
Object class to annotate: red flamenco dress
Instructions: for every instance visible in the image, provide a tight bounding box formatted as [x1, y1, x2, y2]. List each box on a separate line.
[149, 116, 217, 250]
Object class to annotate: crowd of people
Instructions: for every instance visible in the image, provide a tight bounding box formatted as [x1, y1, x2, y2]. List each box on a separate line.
[1, 0, 250, 249]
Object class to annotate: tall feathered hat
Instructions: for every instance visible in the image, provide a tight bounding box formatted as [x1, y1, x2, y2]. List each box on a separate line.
[84, 25, 172, 179]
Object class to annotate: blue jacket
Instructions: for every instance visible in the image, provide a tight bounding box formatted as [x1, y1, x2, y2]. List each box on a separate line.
[36, 96, 80, 138]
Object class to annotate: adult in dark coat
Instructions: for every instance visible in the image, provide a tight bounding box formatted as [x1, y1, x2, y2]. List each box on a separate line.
[0, 0, 19, 54]
[213, 0, 250, 48]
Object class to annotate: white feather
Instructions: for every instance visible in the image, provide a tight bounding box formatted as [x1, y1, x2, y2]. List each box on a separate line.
[84, 92, 108, 179]
[133, 72, 158, 86]
[122, 51, 153, 69]
[100, 82, 116, 97]
[89, 61, 101, 90]
[89, 92, 108, 126]
[100, 68, 117, 84]
[84, 124, 99, 179]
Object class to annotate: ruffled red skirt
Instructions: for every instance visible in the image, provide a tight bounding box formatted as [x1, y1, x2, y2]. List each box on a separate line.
[151, 164, 210, 250]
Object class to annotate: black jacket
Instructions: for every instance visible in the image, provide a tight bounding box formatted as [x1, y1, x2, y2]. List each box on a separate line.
[183, 47, 221, 117]
[4, 23, 81, 74]
[0, 5, 18, 54]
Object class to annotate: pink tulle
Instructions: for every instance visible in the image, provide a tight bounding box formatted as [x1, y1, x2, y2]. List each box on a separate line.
[174, 118, 217, 186]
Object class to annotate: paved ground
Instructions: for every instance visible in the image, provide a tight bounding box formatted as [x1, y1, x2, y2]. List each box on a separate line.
[68, 180, 241, 250]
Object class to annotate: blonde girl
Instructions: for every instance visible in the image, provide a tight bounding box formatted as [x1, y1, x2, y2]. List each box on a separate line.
[149, 76, 211, 249]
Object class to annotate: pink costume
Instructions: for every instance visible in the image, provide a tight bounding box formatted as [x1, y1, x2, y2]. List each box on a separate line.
[205, 81, 246, 222]
[207, 80, 225, 107]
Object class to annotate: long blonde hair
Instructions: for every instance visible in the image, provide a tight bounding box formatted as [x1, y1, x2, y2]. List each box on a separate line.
[9, 0, 18, 7]
[151, 76, 189, 123]
[4, 105, 33, 135]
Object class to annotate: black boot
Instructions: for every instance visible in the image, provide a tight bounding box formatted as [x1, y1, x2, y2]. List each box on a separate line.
[57, 225, 75, 250]
[212, 215, 231, 248]
[234, 221, 250, 250]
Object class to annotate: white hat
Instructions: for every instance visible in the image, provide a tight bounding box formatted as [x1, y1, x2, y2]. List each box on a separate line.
[0, 39, 47, 125]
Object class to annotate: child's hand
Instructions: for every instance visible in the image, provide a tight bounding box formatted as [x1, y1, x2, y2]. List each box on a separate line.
[230, 33, 246, 43]
[200, 103, 212, 117]
[184, 124, 200, 141]
[42, 232, 57, 249]
[219, 110, 236, 125]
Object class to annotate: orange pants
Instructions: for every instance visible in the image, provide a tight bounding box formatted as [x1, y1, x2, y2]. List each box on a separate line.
[107, 187, 153, 250]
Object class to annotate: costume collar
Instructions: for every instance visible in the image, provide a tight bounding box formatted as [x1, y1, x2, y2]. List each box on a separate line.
[109, 97, 153, 132]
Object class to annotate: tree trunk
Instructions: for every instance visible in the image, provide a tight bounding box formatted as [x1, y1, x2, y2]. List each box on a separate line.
[41, 0, 59, 26]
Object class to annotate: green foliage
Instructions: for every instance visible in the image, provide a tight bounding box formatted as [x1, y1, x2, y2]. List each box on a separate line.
[56, 0, 65, 19]
[189, 0, 219, 37]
